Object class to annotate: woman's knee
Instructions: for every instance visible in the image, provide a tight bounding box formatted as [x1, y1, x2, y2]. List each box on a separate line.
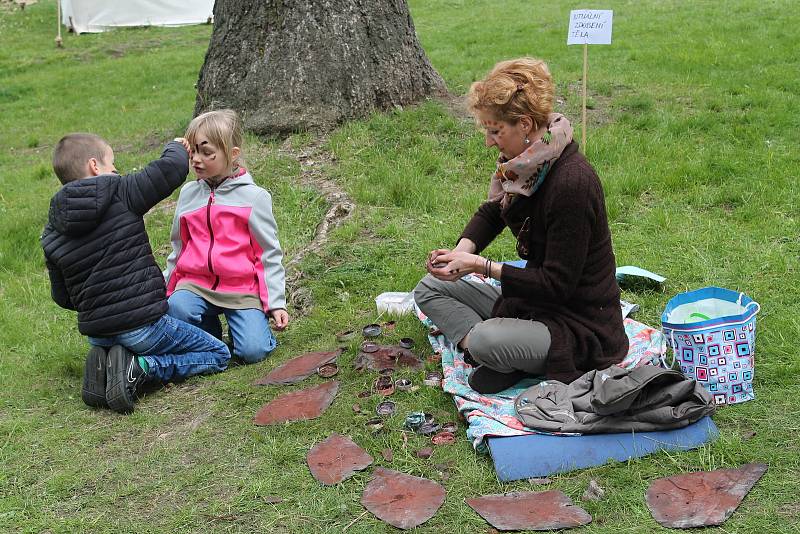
[466, 322, 504, 362]
[467, 319, 550, 374]
[413, 274, 444, 310]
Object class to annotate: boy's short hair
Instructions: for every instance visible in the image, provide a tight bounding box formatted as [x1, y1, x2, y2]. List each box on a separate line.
[53, 133, 111, 185]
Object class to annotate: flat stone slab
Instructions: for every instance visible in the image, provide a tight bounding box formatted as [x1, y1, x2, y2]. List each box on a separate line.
[466, 491, 592, 531]
[307, 433, 373, 485]
[361, 467, 446, 529]
[254, 381, 340, 425]
[254, 349, 342, 385]
[646, 463, 768, 528]
[353, 345, 422, 372]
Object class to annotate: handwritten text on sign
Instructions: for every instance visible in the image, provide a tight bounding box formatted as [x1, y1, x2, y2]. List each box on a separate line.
[567, 10, 613, 45]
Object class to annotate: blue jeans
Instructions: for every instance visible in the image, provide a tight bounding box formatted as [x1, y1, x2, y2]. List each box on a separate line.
[167, 289, 277, 364]
[88, 314, 230, 382]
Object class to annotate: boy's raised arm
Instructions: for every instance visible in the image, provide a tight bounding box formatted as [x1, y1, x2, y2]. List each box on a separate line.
[120, 140, 190, 216]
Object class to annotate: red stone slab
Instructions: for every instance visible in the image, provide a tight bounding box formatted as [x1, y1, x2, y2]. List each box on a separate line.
[466, 491, 592, 531]
[361, 467, 446, 529]
[254, 349, 342, 385]
[353, 345, 422, 372]
[646, 463, 768, 528]
[306, 433, 373, 485]
[254, 381, 340, 425]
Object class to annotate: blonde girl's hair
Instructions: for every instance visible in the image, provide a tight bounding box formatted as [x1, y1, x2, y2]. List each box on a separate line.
[185, 109, 244, 171]
[467, 57, 554, 131]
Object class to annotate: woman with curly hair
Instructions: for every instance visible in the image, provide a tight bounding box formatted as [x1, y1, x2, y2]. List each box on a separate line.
[414, 57, 628, 393]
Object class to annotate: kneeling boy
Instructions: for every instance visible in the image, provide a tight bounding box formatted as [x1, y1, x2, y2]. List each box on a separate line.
[41, 133, 231, 414]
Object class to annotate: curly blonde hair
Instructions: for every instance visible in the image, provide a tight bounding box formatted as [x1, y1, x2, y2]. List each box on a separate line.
[467, 57, 554, 130]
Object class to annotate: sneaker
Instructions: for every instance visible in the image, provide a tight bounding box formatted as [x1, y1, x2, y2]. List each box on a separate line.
[468, 365, 527, 394]
[81, 346, 108, 408]
[106, 345, 148, 414]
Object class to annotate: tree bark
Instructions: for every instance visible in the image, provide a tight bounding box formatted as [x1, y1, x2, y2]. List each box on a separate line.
[196, 0, 448, 135]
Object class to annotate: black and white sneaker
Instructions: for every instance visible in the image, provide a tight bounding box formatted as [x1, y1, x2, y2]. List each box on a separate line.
[106, 345, 148, 414]
[81, 345, 108, 408]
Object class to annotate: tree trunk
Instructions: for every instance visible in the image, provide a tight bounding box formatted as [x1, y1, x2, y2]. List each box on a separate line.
[195, 0, 448, 135]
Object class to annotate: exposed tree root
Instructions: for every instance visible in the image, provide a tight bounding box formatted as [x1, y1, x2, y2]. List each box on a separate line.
[278, 138, 355, 315]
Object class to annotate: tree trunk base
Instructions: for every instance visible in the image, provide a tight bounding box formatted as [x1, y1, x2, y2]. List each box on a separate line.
[196, 0, 447, 135]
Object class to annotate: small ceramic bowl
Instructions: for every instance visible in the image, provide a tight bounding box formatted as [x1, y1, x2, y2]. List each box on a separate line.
[423, 372, 443, 387]
[361, 341, 380, 353]
[374, 376, 394, 396]
[335, 329, 356, 343]
[404, 411, 426, 431]
[398, 337, 414, 349]
[418, 422, 441, 436]
[316, 363, 339, 378]
[440, 422, 458, 434]
[362, 323, 382, 338]
[394, 378, 413, 392]
[375, 401, 396, 416]
[365, 417, 384, 432]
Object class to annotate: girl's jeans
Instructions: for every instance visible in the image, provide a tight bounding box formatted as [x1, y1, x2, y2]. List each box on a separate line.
[88, 314, 230, 382]
[167, 289, 277, 364]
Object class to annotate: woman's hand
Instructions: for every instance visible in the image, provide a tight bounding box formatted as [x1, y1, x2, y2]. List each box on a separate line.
[426, 248, 482, 282]
[270, 309, 289, 330]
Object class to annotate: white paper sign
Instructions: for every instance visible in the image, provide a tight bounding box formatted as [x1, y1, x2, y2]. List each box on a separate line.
[567, 10, 613, 45]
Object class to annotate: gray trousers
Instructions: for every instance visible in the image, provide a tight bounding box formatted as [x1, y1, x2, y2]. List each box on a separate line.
[413, 274, 550, 375]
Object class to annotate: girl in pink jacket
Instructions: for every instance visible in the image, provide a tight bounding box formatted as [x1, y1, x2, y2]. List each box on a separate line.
[165, 110, 288, 363]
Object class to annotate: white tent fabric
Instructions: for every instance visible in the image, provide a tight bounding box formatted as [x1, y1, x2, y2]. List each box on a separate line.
[60, 0, 214, 34]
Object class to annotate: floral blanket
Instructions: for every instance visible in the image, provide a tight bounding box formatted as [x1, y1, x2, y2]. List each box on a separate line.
[416, 273, 667, 452]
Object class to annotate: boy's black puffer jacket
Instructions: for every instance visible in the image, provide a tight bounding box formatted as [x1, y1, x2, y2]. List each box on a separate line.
[41, 142, 188, 337]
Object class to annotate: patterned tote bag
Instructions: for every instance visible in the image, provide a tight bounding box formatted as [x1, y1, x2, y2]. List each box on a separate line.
[661, 287, 760, 405]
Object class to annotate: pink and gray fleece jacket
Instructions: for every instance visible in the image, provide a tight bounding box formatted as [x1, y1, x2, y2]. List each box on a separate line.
[164, 171, 286, 313]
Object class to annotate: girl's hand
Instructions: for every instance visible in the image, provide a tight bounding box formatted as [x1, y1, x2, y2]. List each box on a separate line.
[174, 137, 191, 153]
[270, 309, 289, 330]
[426, 248, 482, 282]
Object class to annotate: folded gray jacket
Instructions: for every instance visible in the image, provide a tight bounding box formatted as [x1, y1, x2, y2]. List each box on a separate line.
[514, 365, 715, 434]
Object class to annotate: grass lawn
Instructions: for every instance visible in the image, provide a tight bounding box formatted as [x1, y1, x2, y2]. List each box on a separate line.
[1, 0, 799, 532]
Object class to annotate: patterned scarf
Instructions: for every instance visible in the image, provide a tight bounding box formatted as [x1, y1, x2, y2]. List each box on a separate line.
[488, 113, 574, 208]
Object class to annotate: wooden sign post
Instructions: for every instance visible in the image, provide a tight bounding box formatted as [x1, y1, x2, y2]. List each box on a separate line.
[567, 9, 613, 151]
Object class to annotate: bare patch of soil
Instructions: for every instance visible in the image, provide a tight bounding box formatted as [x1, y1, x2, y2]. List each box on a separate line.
[437, 93, 473, 122]
[564, 82, 617, 129]
[155, 410, 212, 441]
[778, 502, 800, 518]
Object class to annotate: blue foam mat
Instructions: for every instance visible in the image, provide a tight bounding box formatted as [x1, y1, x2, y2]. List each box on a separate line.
[487, 416, 719, 482]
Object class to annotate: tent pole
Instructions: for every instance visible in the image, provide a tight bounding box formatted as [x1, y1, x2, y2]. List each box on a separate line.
[56, 1, 63, 48]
